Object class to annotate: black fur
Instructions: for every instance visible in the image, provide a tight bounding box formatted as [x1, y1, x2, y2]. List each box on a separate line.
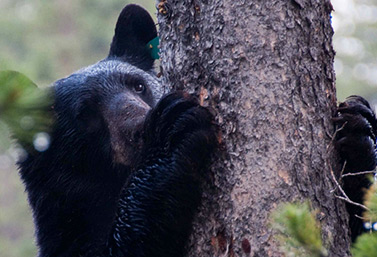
[334, 95, 377, 241]
[18, 5, 217, 257]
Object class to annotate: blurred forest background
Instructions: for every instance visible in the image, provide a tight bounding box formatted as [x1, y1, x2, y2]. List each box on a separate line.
[0, 0, 376, 256]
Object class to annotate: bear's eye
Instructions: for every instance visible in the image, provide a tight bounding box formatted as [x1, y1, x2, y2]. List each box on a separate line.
[134, 84, 145, 93]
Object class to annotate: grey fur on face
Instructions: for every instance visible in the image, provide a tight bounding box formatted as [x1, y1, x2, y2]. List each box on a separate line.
[70, 59, 164, 103]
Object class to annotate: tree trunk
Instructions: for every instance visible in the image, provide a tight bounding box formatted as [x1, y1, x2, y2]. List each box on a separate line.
[157, 0, 351, 256]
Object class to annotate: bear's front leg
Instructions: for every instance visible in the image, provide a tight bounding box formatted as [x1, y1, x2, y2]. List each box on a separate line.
[106, 92, 218, 257]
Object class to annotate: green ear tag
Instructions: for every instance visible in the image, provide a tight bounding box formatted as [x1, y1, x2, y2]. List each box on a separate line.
[146, 37, 160, 60]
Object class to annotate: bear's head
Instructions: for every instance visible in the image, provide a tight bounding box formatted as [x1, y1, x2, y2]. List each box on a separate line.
[52, 5, 162, 166]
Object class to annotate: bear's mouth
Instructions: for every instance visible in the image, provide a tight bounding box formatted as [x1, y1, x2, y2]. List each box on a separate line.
[102, 92, 151, 166]
[108, 115, 146, 166]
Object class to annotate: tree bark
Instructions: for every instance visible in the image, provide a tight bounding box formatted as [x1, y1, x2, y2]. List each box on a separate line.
[157, 0, 351, 256]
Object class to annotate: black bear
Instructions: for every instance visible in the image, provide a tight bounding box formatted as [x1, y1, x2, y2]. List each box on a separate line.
[334, 95, 377, 241]
[17, 3, 377, 256]
[18, 4, 217, 257]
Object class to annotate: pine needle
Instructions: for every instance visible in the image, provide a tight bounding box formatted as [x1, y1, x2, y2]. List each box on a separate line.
[271, 202, 327, 257]
[0, 70, 53, 152]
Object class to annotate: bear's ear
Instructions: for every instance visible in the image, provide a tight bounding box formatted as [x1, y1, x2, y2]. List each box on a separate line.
[108, 4, 157, 71]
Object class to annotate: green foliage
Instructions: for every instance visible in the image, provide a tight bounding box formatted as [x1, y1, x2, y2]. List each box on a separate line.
[351, 182, 377, 257]
[352, 233, 377, 257]
[0, 70, 53, 151]
[363, 182, 377, 221]
[271, 202, 327, 257]
[272, 184, 377, 257]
